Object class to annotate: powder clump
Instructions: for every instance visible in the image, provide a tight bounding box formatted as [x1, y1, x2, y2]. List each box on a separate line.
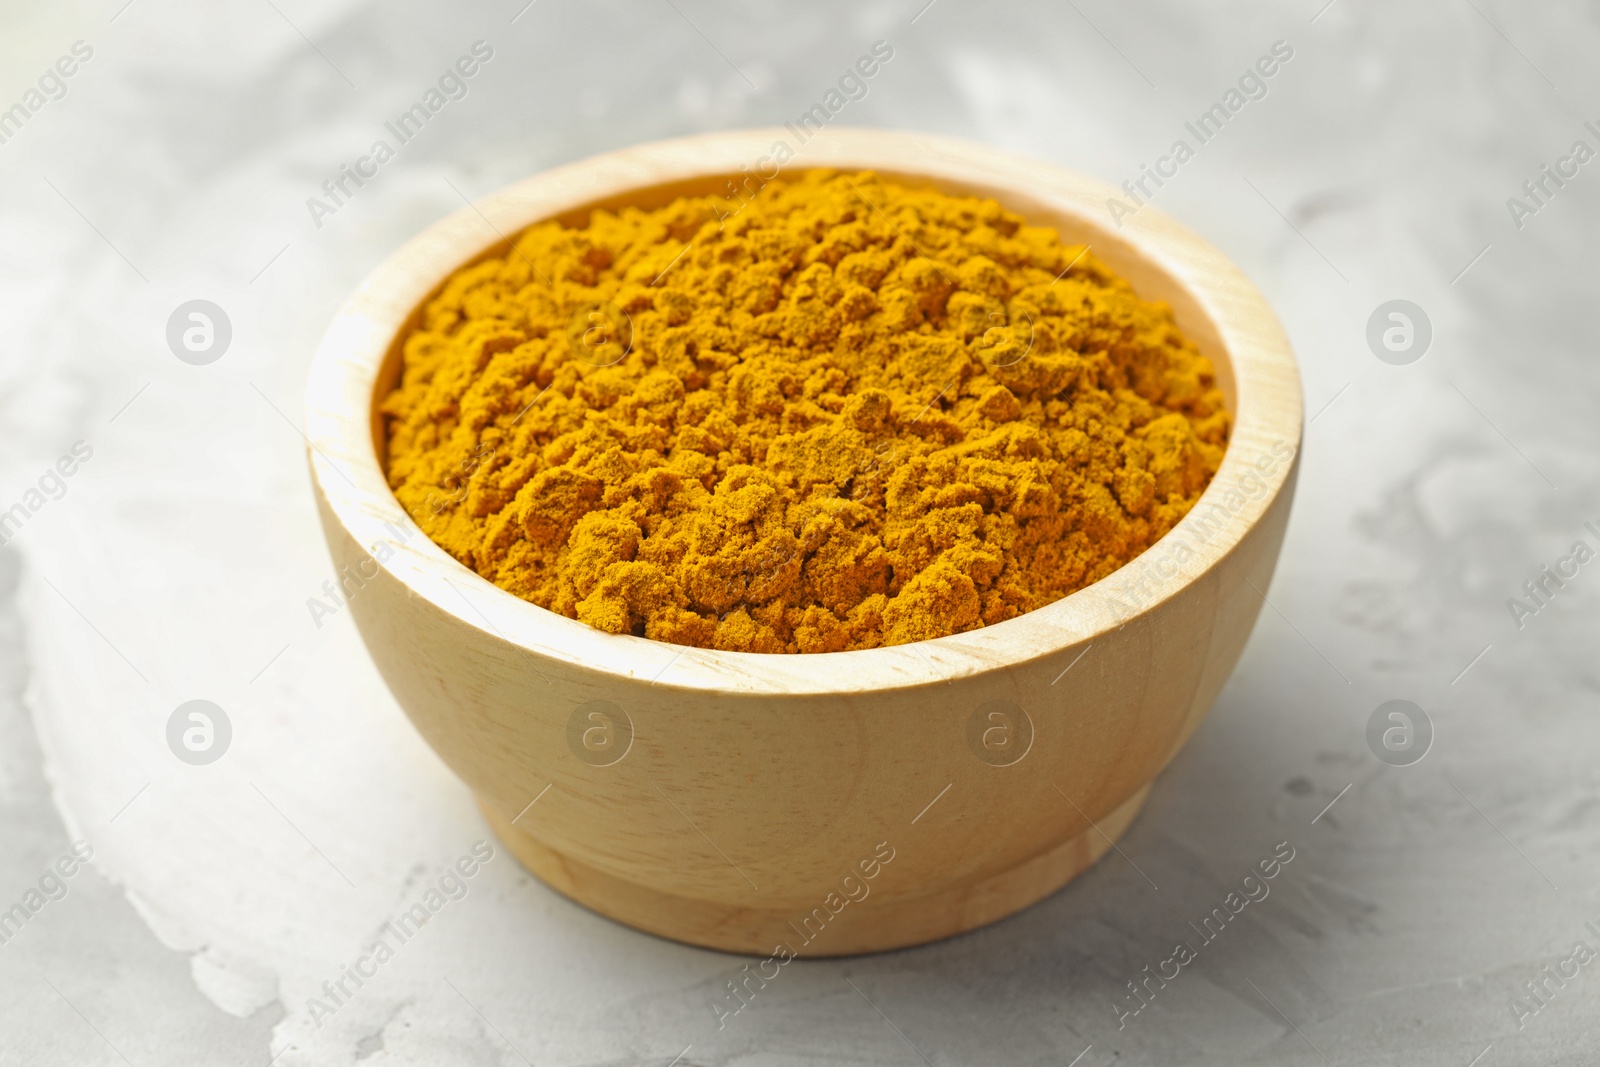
[381, 170, 1229, 653]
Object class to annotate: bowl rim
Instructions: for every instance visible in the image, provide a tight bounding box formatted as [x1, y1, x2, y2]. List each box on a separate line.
[305, 127, 1302, 696]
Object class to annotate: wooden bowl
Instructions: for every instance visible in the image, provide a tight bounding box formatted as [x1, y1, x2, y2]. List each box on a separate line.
[306, 128, 1301, 956]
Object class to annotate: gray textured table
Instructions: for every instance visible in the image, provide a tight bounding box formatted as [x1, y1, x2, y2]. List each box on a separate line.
[2, 1, 1596, 1064]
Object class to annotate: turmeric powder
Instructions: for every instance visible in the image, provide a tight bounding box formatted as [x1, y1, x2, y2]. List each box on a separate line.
[381, 169, 1229, 653]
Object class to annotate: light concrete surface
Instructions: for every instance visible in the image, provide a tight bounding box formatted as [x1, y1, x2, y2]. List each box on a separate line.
[0, 1, 1596, 1064]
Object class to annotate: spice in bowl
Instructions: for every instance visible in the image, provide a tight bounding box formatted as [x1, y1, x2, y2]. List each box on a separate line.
[381, 169, 1228, 653]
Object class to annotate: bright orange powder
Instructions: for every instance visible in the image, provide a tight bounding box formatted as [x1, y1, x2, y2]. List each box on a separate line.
[381, 169, 1229, 652]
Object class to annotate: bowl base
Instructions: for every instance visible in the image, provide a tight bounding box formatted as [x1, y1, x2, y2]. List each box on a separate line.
[479, 783, 1150, 956]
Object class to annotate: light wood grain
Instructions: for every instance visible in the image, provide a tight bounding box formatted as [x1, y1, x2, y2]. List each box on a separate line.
[306, 128, 1302, 956]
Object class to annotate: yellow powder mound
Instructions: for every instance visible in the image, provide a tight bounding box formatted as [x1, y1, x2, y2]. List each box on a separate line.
[381, 169, 1229, 653]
